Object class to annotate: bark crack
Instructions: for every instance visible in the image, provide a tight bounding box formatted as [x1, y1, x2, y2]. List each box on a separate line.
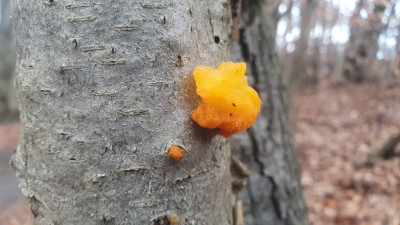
[65, 2, 94, 9]
[111, 25, 138, 31]
[247, 128, 283, 219]
[208, 8, 215, 36]
[238, 28, 260, 93]
[65, 16, 97, 23]
[238, 28, 249, 61]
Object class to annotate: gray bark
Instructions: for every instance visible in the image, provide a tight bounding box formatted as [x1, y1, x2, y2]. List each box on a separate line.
[230, 1, 309, 225]
[12, 1, 235, 224]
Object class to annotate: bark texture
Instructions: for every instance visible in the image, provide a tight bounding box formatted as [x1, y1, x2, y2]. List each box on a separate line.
[230, 1, 310, 225]
[12, 1, 235, 224]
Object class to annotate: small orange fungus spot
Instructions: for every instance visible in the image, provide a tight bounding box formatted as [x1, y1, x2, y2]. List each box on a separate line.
[191, 61, 261, 138]
[168, 144, 186, 162]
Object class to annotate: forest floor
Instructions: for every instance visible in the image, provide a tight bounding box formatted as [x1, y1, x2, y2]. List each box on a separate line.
[0, 78, 399, 225]
[295, 78, 400, 225]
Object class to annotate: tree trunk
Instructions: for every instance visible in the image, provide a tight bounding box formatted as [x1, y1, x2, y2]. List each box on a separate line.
[288, 0, 318, 96]
[230, 1, 309, 225]
[392, 29, 400, 76]
[391, 4, 400, 77]
[12, 1, 235, 224]
[343, 0, 389, 82]
[0, 0, 17, 117]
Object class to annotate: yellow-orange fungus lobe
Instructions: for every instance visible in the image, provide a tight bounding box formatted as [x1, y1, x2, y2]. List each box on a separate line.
[168, 144, 186, 162]
[191, 61, 261, 138]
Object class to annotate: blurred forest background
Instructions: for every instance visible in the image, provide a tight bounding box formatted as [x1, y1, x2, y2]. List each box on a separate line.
[1, 0, 400, 224]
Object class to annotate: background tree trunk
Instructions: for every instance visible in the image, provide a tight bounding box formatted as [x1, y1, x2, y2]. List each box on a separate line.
[392, 22, 400, 76]
[230, 1, 310, 225]
[12, 1, 235, 224]
[0, 0, 17, 118]
[288, 0, 318, 96]
[343, 0, 390, 82]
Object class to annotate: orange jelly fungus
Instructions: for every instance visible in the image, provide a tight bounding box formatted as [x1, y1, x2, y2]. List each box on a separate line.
[168, 144, 187, 162]
[191, 61, 261, 138]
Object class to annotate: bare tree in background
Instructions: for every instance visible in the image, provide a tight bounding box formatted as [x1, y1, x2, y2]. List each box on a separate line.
[0, 0, 17, 118]
[391, 17, 400, 77]
[12, 0, 308, 224]
[307, 2, 341, 83]
[288, 0, 319, 98]
[343, 0, 393, 82]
